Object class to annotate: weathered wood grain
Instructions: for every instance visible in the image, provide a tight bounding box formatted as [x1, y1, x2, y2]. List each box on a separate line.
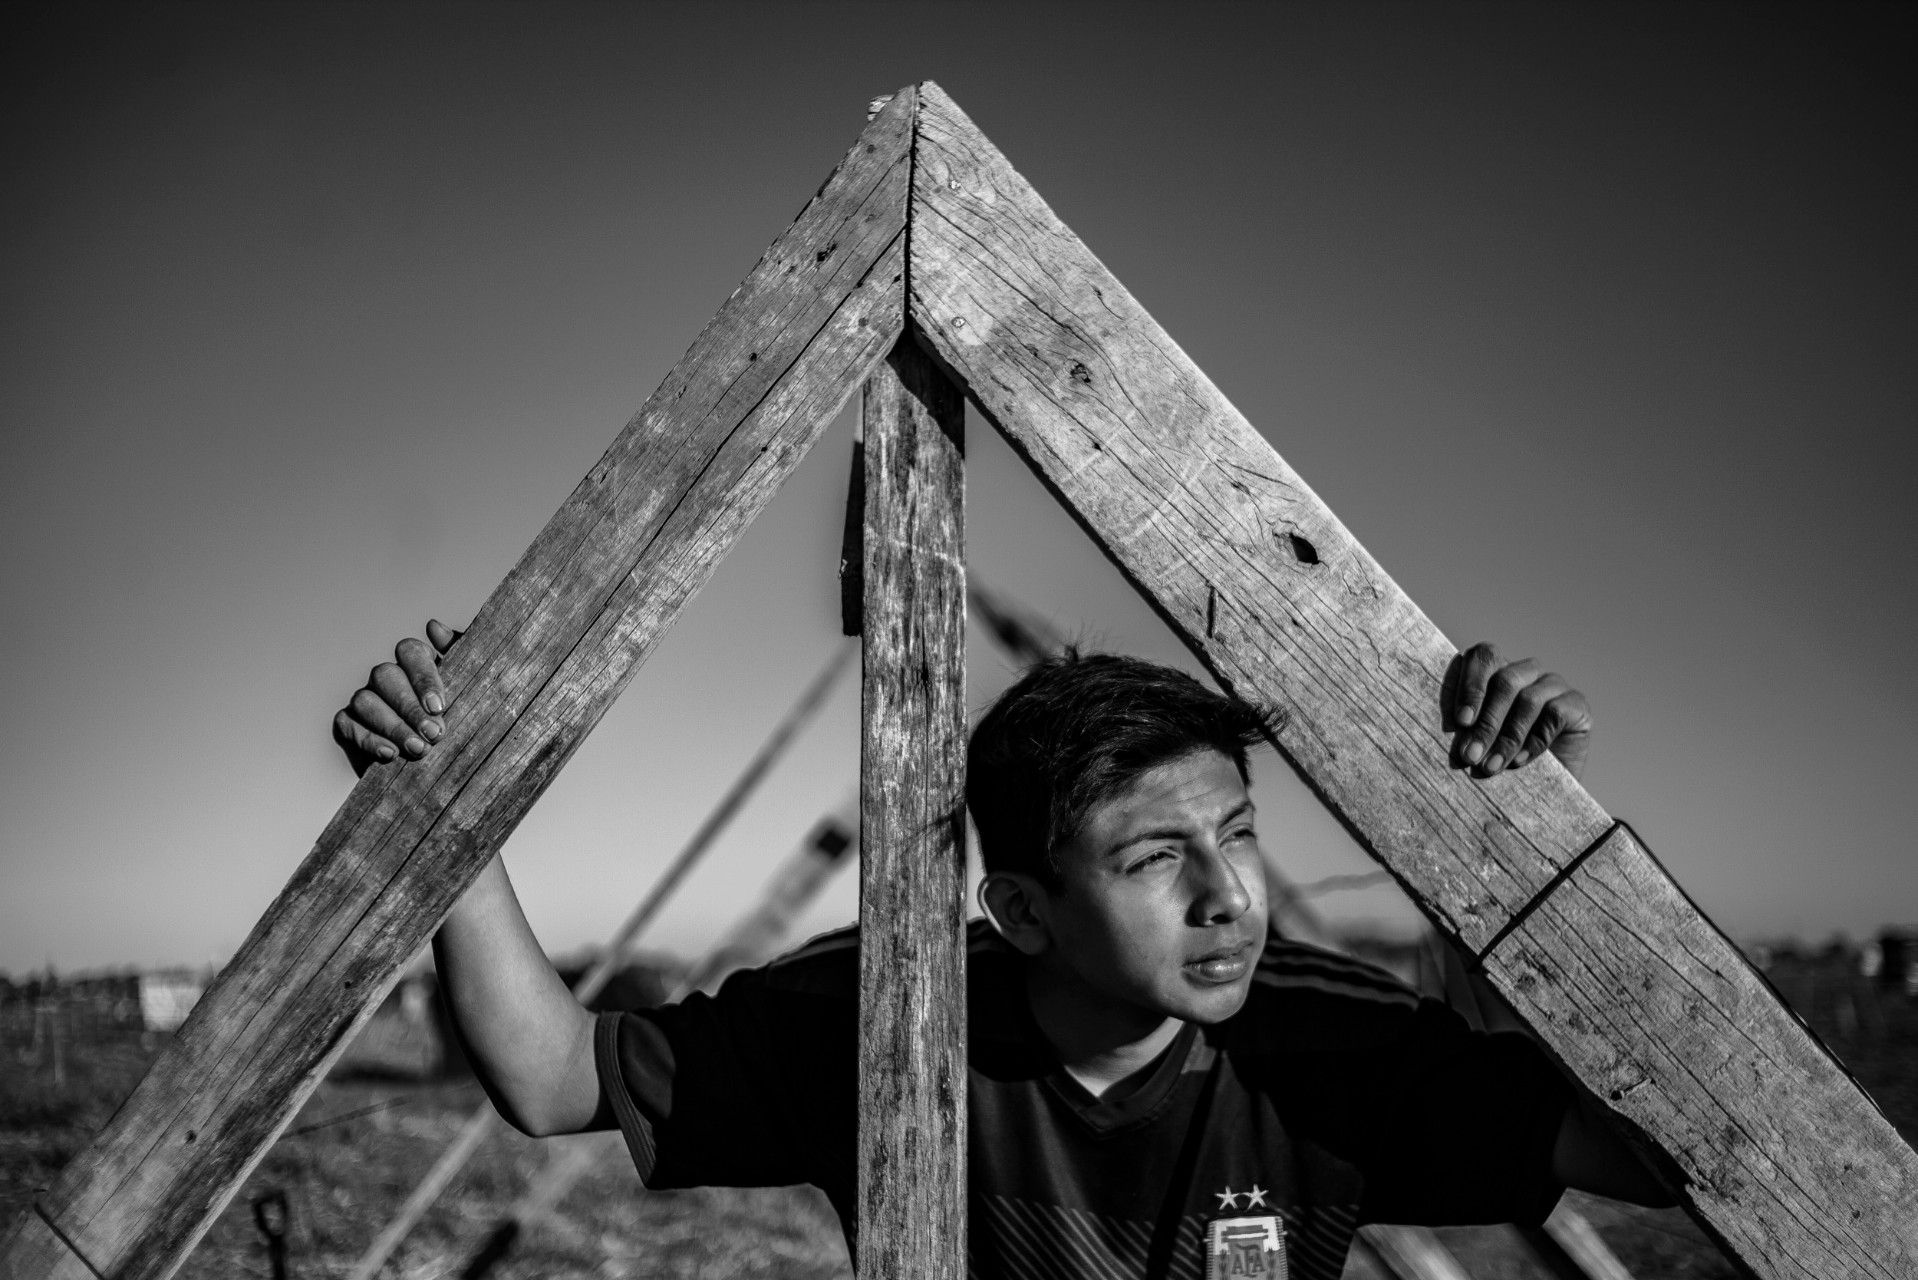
[1, 1217, 71, 1280]
[1531, 1206, 1639, 1280]
[856, 339, 968, 1278]
[1356, 1226, 1474, 1280]
[0, 86, 916, 1280]
[1496, 825, 1912, 1274]
[904, 79, 1917, 1278]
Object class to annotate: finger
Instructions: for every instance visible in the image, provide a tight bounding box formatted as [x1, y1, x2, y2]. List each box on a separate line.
[425, 618, 463, 659]
[1450, 643, 1501, 730]
[1439, 653, 1466, 733]
[1483, 673, 1568, 774]
[1517, 689, 1593, 772]
[353, 679, 432, 758]
[334, 707, 398, 774]
[396, 637, 447, 719]
[1511, 698, 1571, 769]
[1461, 657, 1540, 770]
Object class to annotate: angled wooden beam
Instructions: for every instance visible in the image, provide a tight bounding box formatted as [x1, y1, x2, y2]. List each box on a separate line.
[679, 809, 859, 996]
[904, 80, 1917, 1279]
[0, 86, 915, 1280]
[1527, 1207, 1641, 1280]
[1355, 1226, 1474, 1280]
[856, 339, 968, 1278]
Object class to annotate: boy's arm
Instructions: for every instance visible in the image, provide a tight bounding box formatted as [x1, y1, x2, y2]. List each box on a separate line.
[334, 621, 608, 1138]
[434, 856, 610, 1136]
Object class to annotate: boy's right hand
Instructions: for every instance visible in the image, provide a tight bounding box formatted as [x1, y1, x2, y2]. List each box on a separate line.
[332, 619, 463, 776]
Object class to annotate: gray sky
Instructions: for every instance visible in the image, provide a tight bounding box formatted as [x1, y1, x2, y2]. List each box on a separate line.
[2, 2, 1912, 974]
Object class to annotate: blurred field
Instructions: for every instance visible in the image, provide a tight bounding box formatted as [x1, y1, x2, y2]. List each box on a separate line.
[3, 944, 1912, 1279]
[0, 990, 852, 1280]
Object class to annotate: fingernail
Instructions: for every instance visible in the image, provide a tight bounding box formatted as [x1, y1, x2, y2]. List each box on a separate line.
[1464, 740, 1484, 764]
[424, 693, 443, 715]
[376, 744, 396, 761]
[405, 736, 427, 756]
[1456, 707, 1476, 727]
[1483, 752, 1505, 773]
[421, 720, 442, 743]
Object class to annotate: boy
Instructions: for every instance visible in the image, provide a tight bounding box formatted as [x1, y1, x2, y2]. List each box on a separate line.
[334, 626, 1668, 1278]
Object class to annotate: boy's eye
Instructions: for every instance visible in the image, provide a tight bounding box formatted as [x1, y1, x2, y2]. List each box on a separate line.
[1127, 849, 1176, 874]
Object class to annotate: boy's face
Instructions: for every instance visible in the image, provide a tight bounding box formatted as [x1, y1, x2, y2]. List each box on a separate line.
[1036, 748, 1268, 1028]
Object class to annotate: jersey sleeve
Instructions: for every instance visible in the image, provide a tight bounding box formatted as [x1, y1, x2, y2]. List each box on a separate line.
[1348, 998, 1572, 1226]
[594, 970, 855, 1191]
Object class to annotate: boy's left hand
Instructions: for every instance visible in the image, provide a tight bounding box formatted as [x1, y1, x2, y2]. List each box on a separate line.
[1443, 642, 1592, 782]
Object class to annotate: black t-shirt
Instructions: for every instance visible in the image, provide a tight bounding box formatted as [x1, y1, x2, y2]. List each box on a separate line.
[596, 921, 1570, 1280]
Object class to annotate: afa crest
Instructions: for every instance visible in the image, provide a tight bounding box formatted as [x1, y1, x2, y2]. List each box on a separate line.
[1207, 1214, 1286, 1279]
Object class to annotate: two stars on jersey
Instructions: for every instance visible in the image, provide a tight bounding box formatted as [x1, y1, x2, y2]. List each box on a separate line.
[1209, 1185, 1285, 1280]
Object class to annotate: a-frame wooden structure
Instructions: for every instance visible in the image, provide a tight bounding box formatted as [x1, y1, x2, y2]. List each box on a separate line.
[4, 83, 1912, 1280]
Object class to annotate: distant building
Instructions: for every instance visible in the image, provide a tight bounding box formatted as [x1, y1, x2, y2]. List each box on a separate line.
[138, 969, 205, 1031]
[1874, 928, 1916, 996]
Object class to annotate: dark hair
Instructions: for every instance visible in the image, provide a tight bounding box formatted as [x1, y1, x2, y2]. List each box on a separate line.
[967, 652, 1274, 887]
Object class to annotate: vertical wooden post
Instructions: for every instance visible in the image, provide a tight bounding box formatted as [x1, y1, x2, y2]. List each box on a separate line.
[857, 337, 967, 1276]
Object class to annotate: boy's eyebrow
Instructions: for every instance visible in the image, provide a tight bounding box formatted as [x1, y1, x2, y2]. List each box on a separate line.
[1099, 800, 1257, 860]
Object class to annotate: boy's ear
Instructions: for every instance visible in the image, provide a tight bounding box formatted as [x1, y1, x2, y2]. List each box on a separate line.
[978, 872, 1053, 957]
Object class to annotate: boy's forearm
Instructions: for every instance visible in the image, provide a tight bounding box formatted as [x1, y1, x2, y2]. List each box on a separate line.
[433, 856, 605, 1136]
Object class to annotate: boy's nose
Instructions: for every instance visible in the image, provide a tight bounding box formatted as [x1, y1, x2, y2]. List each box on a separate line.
[1188, 850, 1253, 925]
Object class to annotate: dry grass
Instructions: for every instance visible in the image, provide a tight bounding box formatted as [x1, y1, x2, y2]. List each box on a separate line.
[0, 1017, 850, 1280]
[189, 1077, 852, 1279]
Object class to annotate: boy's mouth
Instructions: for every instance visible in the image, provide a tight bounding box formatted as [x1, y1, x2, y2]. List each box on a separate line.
[1185, 940, 1254, 984]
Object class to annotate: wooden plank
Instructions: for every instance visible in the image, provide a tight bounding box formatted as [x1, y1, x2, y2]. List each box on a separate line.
[856, 338, 968, 1278]
[451, 1136, 614, 1280]
[903, 79, 1918, 1279]
[1356, 1226, 1475, 1280]
[679, 811, 858, 995]
[2, 1215, 77, 1280]
[0, 86, 916, 1280]
[345, 1109, 495, 1280]
[1499, 827, 1900, 1273]
[564, 640, 856, 1005]
[1531, 1205, 1639, 1280]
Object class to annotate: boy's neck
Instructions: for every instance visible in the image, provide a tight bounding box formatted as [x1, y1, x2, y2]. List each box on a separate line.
[1023, 963, 1185, 1099]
